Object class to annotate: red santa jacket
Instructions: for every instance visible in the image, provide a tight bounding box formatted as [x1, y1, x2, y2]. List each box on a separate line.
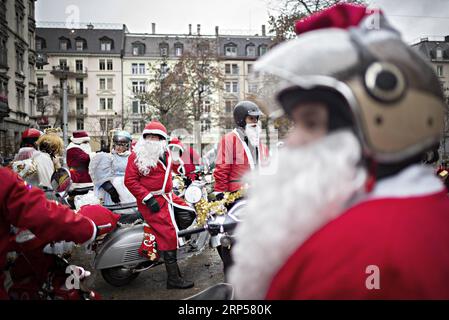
[266, 172, 449, 299]
[0, 168, 96, 299]
[214, 129, 268, 192]
[125, 151, 179, 251]
[66, 144, 92, 185]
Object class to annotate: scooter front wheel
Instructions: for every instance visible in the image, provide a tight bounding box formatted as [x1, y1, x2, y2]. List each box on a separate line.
[101, 266, 139, 287]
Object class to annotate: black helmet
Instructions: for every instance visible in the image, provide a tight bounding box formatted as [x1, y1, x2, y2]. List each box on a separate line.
[233, 101, 263, 128]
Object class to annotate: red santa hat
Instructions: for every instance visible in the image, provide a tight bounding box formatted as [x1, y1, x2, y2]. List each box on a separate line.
[142, 121, 168, 140]
[22, 128, 43, 140]
[295, 3, 381, 35]
[70, 130, 90, 144]
[168, 137, 184, 153]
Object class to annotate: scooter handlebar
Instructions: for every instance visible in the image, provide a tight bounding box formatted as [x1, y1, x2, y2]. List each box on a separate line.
[178, 226, 207, 237]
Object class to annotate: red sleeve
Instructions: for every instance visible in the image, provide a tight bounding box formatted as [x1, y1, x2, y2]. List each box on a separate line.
[124, 152, 151, 203]
[0, 168, 95, 245]
[213, 134, 233, 192]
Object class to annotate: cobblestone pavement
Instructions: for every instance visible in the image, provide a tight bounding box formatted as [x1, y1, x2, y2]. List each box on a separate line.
[70, 246, 225, 300]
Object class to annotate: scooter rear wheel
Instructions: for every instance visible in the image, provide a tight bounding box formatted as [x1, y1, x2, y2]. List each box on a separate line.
[101, 267, 139, 287]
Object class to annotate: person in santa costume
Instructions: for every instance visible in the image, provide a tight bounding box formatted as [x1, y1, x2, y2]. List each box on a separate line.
[124, 121, 195, 289]
[228, 3, 449, 300]
[66, 130, 94, 189]
[0, 167, 120, 299]
[213, 100, 269, 275]
[89, 130, 136, 205]
[213, 101, 269, 196]
[168, 137, 201, 185]
[11, 128, 57, 189]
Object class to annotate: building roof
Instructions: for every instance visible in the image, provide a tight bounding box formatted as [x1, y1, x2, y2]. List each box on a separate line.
[123, 34, 274, 59]
[36, 27, 125, 55]
[412, 37, 449, 61]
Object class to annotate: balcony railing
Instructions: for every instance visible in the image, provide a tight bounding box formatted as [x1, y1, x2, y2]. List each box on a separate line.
[52, 86, 88, 97]
[36, 53, 48, 67]
[37, 84, 49, 97]
[51, 65, 88, 77]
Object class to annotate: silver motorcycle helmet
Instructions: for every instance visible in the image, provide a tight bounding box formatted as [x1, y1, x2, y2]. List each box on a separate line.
[251, 13, 445, 164]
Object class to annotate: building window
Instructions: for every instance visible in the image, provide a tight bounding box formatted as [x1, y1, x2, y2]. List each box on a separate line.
[16, 10, 24, 37]
[224, 43, 237, 57]
[100, 98, 113, 110]
[225, 100, 236, 113]
[202, 100, 211, 113]
[0, 37, 8, 67]
[59, 39, 69, 51]
[76, 119, 84, 130]
[76, 97, 84, 110]
[75, 38, 86, 51]
[16, 49, 24, 72]
[132, 121, 140, 134]
[225, 81, 238, 93]
[107, 59, 113, 70]
[201, 119, 211, 133]
[37, 77, 44, 88]
[131, 63, 138, 75]
[75, 60, 83, 72]
[99, 78, 105, 90]
[132, 100, 139, 114]
[246, 44, 256, 57]
[139, 63, 145, 74]
[225, 63, 239, 75]
[248, 83, 258, 93]
[436, 48, 443, 60]
[132, 81, 138, 94]
[99, 59, 105, 70]
[225, 81, 239, 93]
[247, 64, 253, 74]
[107, 98, 113, 110]
[175, 43, 183, 57]
[107, 78, 113, 90]
[100, 38, 113, 51]
[258, 45, 268, 56]
[160, 43, 169, 57]
[16, 88, 24, 111]
[132, 42, 146, 56]
[437, 65, 444, 77]
[139, 81, 146, 93]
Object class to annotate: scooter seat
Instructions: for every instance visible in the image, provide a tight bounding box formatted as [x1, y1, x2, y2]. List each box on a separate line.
[118, 212, 143, 224]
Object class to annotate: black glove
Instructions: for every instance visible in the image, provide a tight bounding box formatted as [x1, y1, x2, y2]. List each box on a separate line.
[145, 196, 160, 213]
[101, 181, 121, 204]
[214, 192, 224, 201]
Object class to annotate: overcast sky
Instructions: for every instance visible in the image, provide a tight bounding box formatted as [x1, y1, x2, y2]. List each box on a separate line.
[36, 0, 449, 42]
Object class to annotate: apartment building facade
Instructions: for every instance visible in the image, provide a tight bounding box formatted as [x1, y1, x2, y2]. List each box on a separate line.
[412, 36, 449, 161]
[0, 0, 37, 157]
[35, 24, 126, 150]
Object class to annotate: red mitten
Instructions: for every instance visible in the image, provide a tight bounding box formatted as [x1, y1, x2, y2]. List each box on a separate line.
[78, 205, 120, 236]
[138, 224, 159, 261]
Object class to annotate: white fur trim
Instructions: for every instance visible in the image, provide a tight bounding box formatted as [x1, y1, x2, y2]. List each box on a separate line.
[368, 164, 445, 200]
[142, 192, 153, 204]
[70, 182, 94, 189]
[142, 129, 168, 139]
[70, 136, 90, 144]
[82, 220, 98, 246]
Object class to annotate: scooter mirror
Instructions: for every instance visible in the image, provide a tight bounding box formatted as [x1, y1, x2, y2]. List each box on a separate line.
[51, 167, 72, 195]
[184, 184, 202, 204]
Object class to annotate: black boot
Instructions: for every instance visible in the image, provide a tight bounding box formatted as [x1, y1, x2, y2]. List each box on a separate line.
[162, 250, 194, 289]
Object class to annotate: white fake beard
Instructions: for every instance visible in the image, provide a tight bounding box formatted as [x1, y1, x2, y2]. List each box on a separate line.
[228, 130, 368, 299]
[245, 124, 261, 147]
[133, 138, 166, 175]
[171, 149, 181, 162]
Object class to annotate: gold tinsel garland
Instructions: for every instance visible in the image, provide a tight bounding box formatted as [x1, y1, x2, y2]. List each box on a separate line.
[194, 189, 244, 227]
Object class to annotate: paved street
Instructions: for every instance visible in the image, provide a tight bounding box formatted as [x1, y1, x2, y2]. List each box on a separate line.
[70, 246, 225, 300]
